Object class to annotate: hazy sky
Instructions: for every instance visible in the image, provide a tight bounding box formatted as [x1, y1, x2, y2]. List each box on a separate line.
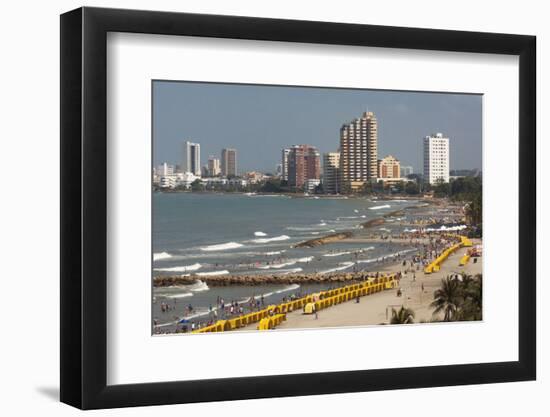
[153, 81, 482, 173]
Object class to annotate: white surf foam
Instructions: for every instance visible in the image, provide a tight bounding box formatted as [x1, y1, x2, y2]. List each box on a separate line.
[356, 248, 417, 264]
[319, 262, 355, 274]
[153, 252, 172, 261]
[264, 250, 286, 256]
[252, 235, 290, 244]
[323, 251, 352, 257]
[369, 204, 391, 210]
[154, 263, 202, 272]
[165, 292, 193, 299]
[200, 242, 243, 251]
[258, 261, 297, 269]
[188, 280, 210, 292]
[195, 270, 229, 276]
[254, 231, 267, 237]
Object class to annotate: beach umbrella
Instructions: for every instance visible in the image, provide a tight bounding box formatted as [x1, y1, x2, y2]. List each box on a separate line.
[179, 318, 190, 324]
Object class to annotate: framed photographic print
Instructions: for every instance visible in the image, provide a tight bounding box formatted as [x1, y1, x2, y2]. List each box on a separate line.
[60, 6, 536, 409]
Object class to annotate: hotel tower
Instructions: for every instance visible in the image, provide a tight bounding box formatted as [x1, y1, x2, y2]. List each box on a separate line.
[423, 133, 450, 184]
[221, 148, 237, 177]
[339, 111, 378, 191]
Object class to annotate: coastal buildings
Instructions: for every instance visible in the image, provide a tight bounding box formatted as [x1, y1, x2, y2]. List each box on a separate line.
[275, 163, 283, 178]
[243, 171, 265, 184]
[423, 133, 450, 184]
[322, 152, 340, 194]
[157, 162, 175, 177]
[377, 155, 401, 180]
[184, 141, 201, 176]
[400, 165, 414, 178]
[207, 156, 221, 177]
[221, 148, 237, 177]
[339, 111, 378, 191]
[304, 178, 321, 193]
[287, 144, 321, 189]
[281, 148, 290, 181]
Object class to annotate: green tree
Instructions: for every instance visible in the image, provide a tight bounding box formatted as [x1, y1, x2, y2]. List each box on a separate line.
[260, 180, 283, 193]
[390, 306, 415, 324]
[405, 181, 420, 195]
[457, 274, 482, 321]
[190, 179, 203, 192]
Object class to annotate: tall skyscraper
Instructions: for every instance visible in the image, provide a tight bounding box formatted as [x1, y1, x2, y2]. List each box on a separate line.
[221, 148, 237, 177]
[207, 156, 221, 176]
[339, 111, 378, 191]
[322, 152, 340, 194]
[378, 155, 401, 179]
[288, 144, 320, 189]
[184, 141, 201, 176]
[281, 148, 290, 181]
[423, 133, 450, 184]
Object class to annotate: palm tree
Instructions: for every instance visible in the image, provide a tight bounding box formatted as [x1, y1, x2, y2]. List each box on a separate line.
[459, 274, 482, 321]
[390, 306, 415, 324]
[430, 277, 463, 321]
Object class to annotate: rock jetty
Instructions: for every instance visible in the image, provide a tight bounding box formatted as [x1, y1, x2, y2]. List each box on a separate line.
[361, 218, 385, 228]
[153, 270, 390, 287]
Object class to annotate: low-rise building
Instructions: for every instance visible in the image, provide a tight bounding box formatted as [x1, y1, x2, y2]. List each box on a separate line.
[304, 178, 321, 193]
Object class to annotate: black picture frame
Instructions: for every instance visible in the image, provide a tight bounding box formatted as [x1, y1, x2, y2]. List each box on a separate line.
[60, 6, 536, 410]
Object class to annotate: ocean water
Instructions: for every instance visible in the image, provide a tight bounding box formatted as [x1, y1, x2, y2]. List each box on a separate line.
[152, 192, 416, 332]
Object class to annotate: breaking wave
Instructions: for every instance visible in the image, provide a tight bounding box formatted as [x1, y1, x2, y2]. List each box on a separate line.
[252, 235, 290, 244]
[195, 270, 229, 276]
[153, 252, 172, 261]
[164, 292, 193, 299]
[154, 263, 202, 272]
[200, 242, 243, 251]
[369, 204, 391, 210]
[319, 262, 355, 274]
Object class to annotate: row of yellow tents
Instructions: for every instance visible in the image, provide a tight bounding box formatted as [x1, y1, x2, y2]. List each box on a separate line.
[424, 235, 473, 274]
[303, 276, 398, 315]
[192, 273, 398, 333]
[258, 314, 287, 330]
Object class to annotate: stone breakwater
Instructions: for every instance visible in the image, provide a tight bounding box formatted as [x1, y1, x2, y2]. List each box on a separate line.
[361, 218, 385, 228]
[153, 271, 387, 287]
[292, 231, 353, 248]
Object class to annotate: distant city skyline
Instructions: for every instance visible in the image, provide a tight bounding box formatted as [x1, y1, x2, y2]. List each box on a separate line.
[153, 81, 482, 173]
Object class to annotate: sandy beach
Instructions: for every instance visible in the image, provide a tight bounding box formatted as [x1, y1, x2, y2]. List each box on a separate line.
[232, 240, 481, 331]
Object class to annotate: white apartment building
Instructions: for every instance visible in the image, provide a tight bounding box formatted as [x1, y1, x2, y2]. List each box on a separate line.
[281, 148, 290, 181]
[423, 133, 450, 184]
[207, 156, 221, 176]
[304, 178, 321, 193]
[159, 176, 176, 189]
